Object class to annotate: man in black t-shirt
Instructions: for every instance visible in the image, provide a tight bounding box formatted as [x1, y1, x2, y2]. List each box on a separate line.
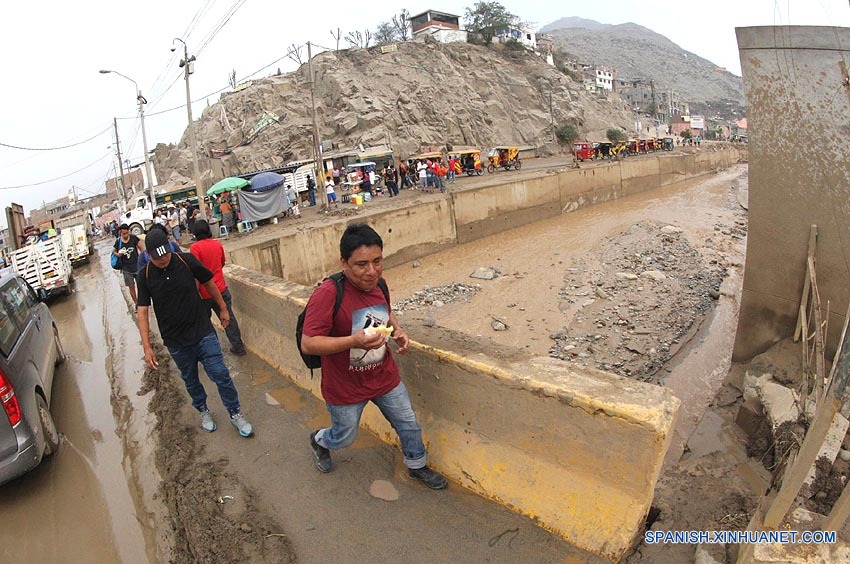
[113, 223, 145, 310]
[136, 229, 254, 437]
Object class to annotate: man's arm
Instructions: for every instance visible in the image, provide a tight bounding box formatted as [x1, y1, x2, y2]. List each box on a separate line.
[137, 306, 159, 369]
[202, 279, 230, 328]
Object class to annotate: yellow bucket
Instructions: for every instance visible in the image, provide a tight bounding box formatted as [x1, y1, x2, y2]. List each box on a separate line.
[352, 194, 363, 206]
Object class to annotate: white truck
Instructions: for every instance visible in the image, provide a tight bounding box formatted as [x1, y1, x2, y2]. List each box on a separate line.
[55, 209, 94, 266]
[119, 194, 155, 236]
[11, 238, 73, 298]
[60, 225, 92, 266]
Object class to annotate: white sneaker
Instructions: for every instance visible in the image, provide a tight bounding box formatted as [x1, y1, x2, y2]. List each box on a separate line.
[200, 409, 217, 432]
[230, 413, 253, 437]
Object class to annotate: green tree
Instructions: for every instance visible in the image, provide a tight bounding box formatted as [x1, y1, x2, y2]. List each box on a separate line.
[606, 128, 627, 143]
[555, 124, 579, 146]
[464, 1, 520, 44]
[374, 21, 399, 45]
[680, 129, 693, 141]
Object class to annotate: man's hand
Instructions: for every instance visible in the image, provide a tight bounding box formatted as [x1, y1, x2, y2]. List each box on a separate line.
[352, 329, 387, 350]
[219, 307, 230, 328]
[143, 346, 159, 370]
[392, 328, 410, 354]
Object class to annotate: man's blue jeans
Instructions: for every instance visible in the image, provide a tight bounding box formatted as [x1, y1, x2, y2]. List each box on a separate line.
[167, 332, 241, 416]
[315, 382, 426, 469]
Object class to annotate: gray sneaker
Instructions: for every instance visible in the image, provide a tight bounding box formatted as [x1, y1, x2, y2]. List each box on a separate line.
[230, 413, 253, 437]
[200, 409, 217, 432]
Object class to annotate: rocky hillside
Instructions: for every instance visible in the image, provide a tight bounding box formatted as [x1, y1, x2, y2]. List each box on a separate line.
[153, 39, 635, 184]
[540, 17, 745, 118]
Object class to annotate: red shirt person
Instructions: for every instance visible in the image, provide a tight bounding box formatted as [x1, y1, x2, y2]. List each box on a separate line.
[301, 223, 447, 489]
[189, 220, 247, 355]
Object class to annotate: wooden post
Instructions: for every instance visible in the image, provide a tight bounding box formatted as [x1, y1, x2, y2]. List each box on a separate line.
[794, 225, 818, 341]
[808, 256, 826, 406]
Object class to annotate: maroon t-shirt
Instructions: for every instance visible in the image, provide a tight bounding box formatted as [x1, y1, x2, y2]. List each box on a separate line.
[302, 278, 400, 405]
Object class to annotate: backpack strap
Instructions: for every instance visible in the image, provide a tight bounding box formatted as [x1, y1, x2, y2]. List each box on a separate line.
[145, 251, 191, 282]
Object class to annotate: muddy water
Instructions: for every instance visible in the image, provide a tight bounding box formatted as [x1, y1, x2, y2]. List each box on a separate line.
[387, 166, 748, 459]
[0, 244, 166, 563]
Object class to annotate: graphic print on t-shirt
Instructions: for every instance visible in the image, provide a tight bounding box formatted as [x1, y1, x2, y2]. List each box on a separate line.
[350, 303, 389, 369]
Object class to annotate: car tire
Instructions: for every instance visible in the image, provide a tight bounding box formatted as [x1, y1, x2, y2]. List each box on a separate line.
[54, 326, 66, 366]
[487, 164, 494, 174]
[36, 395, 60, 457]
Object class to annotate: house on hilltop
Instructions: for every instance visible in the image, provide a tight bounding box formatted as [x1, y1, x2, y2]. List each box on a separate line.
[410, 9, 468, 43]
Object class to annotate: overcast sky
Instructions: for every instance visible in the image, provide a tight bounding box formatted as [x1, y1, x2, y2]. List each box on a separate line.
[1, 0, 848, 228]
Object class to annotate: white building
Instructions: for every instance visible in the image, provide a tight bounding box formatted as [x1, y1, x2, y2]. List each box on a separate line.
[493, 26, 537, 49]
[595, 68, 613, 91]
[410, 9, 468, 43]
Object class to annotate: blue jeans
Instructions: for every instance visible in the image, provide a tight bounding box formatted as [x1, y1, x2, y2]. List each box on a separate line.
[203, 287, 244, 351]
[307, 188, 316, 206]
[167, 332, 241, 416]
[172, 225, 181, 241]
[315, 382, 426, 469]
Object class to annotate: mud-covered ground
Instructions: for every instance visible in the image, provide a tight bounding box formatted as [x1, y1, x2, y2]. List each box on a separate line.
[139, 342, 295, 564]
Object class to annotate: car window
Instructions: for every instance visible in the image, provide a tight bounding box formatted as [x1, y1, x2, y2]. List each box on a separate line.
[0, 296, 21, 357]
[20, 279, 38, 307]
[2, 280, 31, 332]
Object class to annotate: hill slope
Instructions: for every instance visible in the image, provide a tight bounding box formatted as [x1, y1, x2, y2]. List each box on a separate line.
[152, 40, 635, 183]
[540, 18, 745, 118]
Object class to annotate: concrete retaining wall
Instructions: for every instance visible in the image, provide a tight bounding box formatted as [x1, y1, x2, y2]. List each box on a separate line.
[225, 264, 680, 560]
[734, 26, 850, 361]
[226, 149, 744, 286]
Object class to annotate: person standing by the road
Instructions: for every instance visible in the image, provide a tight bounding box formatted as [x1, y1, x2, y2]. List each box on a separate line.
[325, 177, 337, 205]
[285, 184, 300, 218]
[190, 219, 247, 356]
[168, 206, 181, 241]
[305, 174, 317, 207]
[301, 223, 448, 489]
[136, 228, 254, 436]
[112, 224, 145, 310]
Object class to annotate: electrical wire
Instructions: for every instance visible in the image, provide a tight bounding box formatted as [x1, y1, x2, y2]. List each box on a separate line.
[0, 153, 113, 190]
[0, 125, 112, 151]
[196, 0, 249, 56]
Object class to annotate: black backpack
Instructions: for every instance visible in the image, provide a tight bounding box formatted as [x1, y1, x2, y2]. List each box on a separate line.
[296, 272, 390, 371]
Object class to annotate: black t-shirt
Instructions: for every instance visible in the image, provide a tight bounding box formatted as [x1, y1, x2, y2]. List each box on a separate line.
[114, 235, 140, 272]
[136, 252, 214, 348]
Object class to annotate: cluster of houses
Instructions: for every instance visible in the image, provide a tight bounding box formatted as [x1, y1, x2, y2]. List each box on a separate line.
[410, 9, 747, 142]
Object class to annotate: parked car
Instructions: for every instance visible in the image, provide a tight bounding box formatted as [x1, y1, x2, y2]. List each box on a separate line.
[0, 271, 64, 485]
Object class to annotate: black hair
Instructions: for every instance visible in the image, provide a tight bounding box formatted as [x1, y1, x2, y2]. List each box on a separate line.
[118, 223, 130, 231]
[340, 223, 383, 260]
[147, 223, 169, 235]
[192, 219, 212, 240]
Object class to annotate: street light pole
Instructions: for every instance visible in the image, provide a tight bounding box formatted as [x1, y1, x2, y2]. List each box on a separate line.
[99, 69, 156, 211]
[172, 38, 207, 219]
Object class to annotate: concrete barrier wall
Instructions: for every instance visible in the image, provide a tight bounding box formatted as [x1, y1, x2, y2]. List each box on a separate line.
[734, 26, 850, 360]
[225, 264, 681, 560]
[226, 149, 743, 282]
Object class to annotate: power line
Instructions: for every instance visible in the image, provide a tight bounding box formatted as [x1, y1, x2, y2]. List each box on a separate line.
[117, 50, 296, 121]
[0, 153, 113, 190]
[0, 125, 112, 151]
[197, 0, 249, 56]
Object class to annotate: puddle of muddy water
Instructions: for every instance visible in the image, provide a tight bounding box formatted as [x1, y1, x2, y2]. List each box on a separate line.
[59, 246, 166, 563]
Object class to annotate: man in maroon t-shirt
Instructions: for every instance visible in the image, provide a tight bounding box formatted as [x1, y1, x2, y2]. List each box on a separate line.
[301, 223, 447, 489]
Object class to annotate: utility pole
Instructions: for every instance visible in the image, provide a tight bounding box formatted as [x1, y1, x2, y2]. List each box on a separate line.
[174, 38, 207, 219]
[113, 117, 126, 205]
[307, 41, 327, 209]
[138, 92, 156, 211]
